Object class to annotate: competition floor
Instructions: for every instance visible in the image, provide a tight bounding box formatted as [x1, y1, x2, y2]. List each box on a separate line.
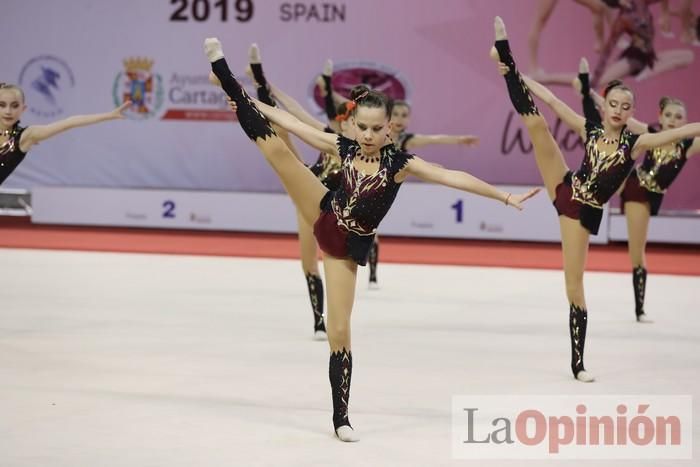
[1, 246, 698, 466]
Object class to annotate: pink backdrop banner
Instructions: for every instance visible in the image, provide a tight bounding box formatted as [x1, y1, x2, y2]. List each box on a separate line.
[3, 0, 698, 210]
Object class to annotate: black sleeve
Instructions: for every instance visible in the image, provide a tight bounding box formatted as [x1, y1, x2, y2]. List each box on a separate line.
[584, 119, 600, 140]
[395, 152, 415, 172]
[336, 134, 358, 162]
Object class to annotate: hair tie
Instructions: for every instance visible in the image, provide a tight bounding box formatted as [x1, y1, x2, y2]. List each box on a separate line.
[334, 100, 356, 122]
[354, 91, 369, 102]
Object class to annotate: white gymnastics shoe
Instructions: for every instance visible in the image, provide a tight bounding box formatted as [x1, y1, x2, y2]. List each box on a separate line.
[335, 425, 360, 442]
[204, 38, 224, 62]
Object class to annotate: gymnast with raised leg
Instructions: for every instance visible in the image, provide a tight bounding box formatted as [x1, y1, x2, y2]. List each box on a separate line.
[204, 37, 539, 441]
[0, 82, 130, 186]
[574, 64, 700, 323]
[246, 44, 357, 339]
[490, 16, 700, 382]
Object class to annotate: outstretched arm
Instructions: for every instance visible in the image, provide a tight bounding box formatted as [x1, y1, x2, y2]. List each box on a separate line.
[268, 82, 328, 132]
[404, 134, 479, 151]
[401, 156, 540, 210]
[253, 99, 338, 155]
[19, 101, 130, 153]
[634, 123, 700, 158]
[522, 74, 586, 136]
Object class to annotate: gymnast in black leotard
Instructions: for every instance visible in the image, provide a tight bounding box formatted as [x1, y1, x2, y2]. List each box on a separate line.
[204, 37, 539, 443]
[490, 16, 700, 383]
[576, 73, 700, 323]
[0, 83, 129, 186]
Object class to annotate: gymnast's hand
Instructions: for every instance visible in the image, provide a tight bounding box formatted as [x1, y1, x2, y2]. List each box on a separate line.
[506, 187, 542, 211]
[571, 58, 589, 93]
[110, 100, 132, 119]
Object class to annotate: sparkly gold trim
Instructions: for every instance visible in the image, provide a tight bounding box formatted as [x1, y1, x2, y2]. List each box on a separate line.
[571, 127, 632, 207]
[636, 144, 684, 194]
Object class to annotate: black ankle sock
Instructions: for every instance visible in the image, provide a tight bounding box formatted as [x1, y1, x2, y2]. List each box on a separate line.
[368, 241, 378, 283]
[322, 74, 337, 121]
[569, 304, 588, 377]
[579, 72, 601, 123]
[249, 63, 275, 107]
[329, 348, 353, 430]
[494, 39, 539, 116]
[211, 58, 276, 141]
[249, 63, 266, 87]
[633, 267, 647, 319]
[306, 273, 326, 332]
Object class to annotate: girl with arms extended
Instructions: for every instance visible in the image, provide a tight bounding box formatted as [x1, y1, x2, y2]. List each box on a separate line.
[1, 83, 129, 185]
[490, 16, 700, 382]
[204, 37, 539, 442]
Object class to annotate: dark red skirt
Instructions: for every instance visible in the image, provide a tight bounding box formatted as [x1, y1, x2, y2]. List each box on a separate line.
[620, 174, 663, 216]
[313, 192, 375, 266]
[553, 172, 603, 235]
[313, 209, 350, 259]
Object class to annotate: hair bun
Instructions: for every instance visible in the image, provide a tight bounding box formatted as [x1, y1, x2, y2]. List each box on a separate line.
[349, 84, 371, 101]
[658, 96, 685, 111]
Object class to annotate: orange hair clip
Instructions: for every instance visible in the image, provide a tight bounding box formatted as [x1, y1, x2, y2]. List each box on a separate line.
[334, 100, 356, 122]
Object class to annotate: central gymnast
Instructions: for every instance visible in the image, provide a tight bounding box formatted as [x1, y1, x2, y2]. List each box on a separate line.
[204, 37, 539, 442]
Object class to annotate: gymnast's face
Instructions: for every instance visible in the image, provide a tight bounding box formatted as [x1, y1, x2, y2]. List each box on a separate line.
[354, 106, 390, 156]
[390, 104, 411, 133]
[603, 89, 634, 130]
[0, 88, 26, 130]
[659, 103, 687, 130]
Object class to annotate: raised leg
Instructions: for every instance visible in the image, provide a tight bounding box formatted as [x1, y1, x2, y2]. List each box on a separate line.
[204, 38, 327, 226]
[491, 17, 568, 200]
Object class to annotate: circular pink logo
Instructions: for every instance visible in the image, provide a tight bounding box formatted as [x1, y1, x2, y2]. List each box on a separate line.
[313, 63, 408, 107]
